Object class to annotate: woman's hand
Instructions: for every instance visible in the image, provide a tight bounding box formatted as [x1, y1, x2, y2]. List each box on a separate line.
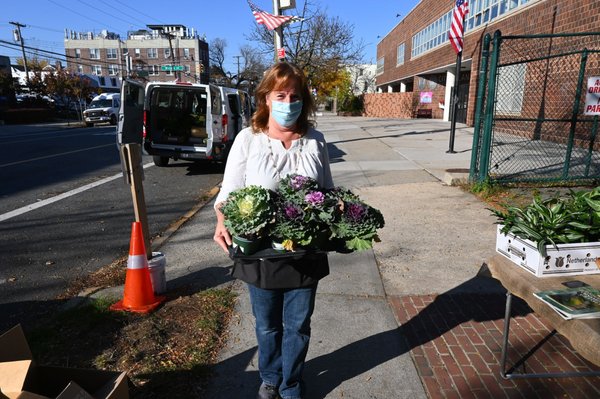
[214, 205, 232, 253]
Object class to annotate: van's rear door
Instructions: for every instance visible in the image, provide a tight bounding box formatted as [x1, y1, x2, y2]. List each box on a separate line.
[117, 79, 145, 146]
[208, 85, 224, 145]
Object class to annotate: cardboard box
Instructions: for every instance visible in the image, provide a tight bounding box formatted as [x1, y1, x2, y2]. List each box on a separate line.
[0, 325, 128, 399]
[496, 224, 600, 277]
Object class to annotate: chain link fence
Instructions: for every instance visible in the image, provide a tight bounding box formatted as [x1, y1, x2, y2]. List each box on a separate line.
[470, 31, 600, 184]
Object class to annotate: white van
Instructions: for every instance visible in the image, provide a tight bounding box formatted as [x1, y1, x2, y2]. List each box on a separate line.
[218, 87, 253, 139]
[117, 80, 229, 166]
[83, 93, 120, 127]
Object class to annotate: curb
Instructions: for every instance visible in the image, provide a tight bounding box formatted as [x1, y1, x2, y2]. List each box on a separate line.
[70, 184, 222, 302]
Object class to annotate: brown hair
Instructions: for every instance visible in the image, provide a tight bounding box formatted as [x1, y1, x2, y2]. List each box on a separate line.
[251, 62, 315, 135]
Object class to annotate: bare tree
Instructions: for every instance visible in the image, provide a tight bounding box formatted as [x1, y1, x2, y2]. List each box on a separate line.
[209, 37, 268, 91]
[236, 45, 269, 91]
[209, 38, 229, 85]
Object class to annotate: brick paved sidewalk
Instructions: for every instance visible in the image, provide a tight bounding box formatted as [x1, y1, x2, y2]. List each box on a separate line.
[389, 294, 600, 399]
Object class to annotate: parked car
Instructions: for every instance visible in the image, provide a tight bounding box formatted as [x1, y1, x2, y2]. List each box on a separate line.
[83, 93, 120, 127]
[117, 80, 230, 166]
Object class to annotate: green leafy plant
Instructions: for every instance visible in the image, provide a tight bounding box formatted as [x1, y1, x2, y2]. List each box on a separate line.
[330, 187, 385, 251]
[271, 174, 339, 250]
[221, 185, 275, 239]
[490, 187, 600, 255]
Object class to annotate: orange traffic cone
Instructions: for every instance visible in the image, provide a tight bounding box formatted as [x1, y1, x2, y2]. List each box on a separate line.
[110, 222, 165, 313]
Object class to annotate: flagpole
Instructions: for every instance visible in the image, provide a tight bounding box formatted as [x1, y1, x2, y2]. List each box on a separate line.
[273, 0, 283, 62]
[447, 9, 466, 154]
[447, 49, 462, 154]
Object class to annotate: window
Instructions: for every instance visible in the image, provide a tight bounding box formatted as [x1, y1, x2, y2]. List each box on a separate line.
[148, 48, 158, 58]
[75, 49, 81, 59]
[466, 0, 529, 34]
[77, 64, 83, 74]
[411, 10, 452, 58]
[89, 48, 100, 59]
[110, 77, 117, 86]
[92, 65, 102, 75]
[107, 48, 118, 59]
[135, 48, 141, 58]
[99, 76, 106, 85]
[396, 43, 405, 66]
[164, 48, 171, 59]
[122, 47, 129, 55]
[108, 64, 119, 76]
[376, 57, 384, 75]
[410, 0, 530, 59]
[149, 65, 159, 76]
[495, 63, 526, 114]
[183, 48, 190, 59]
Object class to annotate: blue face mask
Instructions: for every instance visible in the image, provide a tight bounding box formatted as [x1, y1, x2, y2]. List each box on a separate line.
[271, 100, 303, 127]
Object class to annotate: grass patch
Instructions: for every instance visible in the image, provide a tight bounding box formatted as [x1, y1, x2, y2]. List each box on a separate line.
[462, 179, 598, 211]
[27, 287, 237, 398]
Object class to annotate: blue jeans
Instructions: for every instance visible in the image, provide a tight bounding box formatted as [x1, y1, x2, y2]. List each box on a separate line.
[248, 283, 318, 399]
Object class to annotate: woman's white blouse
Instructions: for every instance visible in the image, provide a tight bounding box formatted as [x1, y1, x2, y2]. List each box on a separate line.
[215, 127, 334, 206]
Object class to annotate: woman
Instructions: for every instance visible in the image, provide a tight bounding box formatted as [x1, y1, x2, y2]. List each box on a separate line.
[213, 62, 333, 399]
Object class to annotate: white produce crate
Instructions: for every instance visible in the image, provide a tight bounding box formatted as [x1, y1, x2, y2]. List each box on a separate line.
[495, 225, 600, 277]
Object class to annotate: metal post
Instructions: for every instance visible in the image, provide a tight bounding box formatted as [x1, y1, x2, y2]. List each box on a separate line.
[448, 52, 462, 153]
[273, 0, 283, 62]
[585, 116, 598, 177]
[563, 49, 588, 179]
[479, 30, 502, 183]
[447, 12, 466, 154]
[500, 292, 513, 379]
[469, 34, 491, 181]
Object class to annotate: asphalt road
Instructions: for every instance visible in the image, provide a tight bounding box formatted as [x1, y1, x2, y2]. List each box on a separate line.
[0, 122, 223, 331]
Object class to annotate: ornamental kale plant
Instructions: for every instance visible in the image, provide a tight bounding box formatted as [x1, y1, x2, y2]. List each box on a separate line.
[330, 187, 385, 251]
[221, 185, 275, 239]
[278, 174, 320, 202]
[272, 174, 339, 250]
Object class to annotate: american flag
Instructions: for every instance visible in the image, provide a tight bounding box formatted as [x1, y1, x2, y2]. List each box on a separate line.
[247, 0, 301, 31]
[448, 0, 469, 54]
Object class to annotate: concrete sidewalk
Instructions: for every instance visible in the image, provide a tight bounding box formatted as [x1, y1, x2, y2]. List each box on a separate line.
[95, 113, 600, 398]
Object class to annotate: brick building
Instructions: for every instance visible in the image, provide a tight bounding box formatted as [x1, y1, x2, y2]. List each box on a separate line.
[374, 0, 600, 125]
[64, 24, 209, 91]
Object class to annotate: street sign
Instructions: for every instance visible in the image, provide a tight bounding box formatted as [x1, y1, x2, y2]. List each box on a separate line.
[161, 65, 184, 71]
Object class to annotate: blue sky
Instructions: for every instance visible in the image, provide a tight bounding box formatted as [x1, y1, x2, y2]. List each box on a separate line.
[0, 0, 419, 72]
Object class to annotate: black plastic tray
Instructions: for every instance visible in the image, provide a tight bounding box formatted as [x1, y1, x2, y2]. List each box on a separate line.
[228, 245, 327, 261]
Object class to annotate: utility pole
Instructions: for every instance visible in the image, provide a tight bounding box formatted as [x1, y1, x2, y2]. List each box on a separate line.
[234, 55, 242, 86]
[10, 21, 29, 85]
[162, 30, 179, 80]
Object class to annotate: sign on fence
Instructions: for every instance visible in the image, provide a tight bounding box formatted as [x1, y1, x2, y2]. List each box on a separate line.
[585, 77, 600, 115]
